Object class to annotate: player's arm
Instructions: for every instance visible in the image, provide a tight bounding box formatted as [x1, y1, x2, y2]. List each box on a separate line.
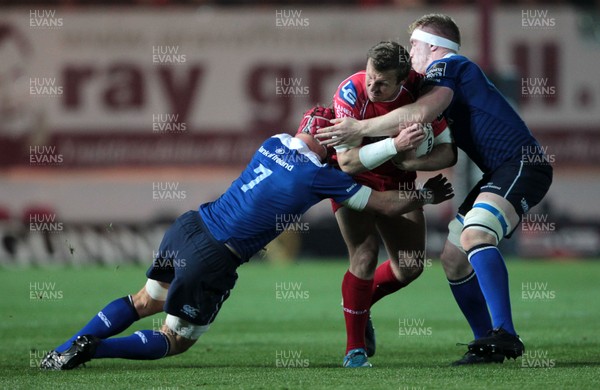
[342, 174, 454, 216]
[393, 125, 457, 171]
[336, 124, 426, 175]
[398, 143, 456, 171]
[316, 86, 454, 147]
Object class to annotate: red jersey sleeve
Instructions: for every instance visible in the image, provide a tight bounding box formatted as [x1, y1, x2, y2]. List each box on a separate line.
[333, 72, 365, 119]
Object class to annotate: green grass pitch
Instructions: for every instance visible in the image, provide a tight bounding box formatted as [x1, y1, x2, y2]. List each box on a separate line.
[1, 260, 599, 389]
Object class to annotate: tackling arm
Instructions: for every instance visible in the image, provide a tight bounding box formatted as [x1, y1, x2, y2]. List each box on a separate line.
[395, 142, 457, 171]
[342, 174, 454, 216]
[336, 124, 427, 175]
[317, 86, 454, 147]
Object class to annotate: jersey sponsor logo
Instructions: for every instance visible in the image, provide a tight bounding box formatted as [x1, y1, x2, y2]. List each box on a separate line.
[334, 101, 354, 118]
[345, 182, 358, 193]
[258, 146, 295, 171]
[426, 62, 447, 80]
[481, 181, 502, 191]
[339, 80, 358, 106]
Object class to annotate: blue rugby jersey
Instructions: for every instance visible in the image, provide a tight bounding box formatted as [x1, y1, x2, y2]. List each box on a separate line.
[423, 54, 541, 173]
[200, 134, 362, 262]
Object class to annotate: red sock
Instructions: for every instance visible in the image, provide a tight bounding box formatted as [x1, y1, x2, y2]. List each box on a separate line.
[370, 259, 408, 306]
[342, 271, 373, 354]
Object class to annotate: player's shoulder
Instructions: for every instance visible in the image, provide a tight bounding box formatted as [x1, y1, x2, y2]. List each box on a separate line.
[335, 71, 366, 95]
[426, 55, 472, 78]
[334, 71, 366, 110]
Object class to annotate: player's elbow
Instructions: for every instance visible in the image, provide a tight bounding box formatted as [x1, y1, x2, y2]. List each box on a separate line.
[436, 143, 458, 168]
[447, 144, 458, 167]
[338, 156, 364, 175]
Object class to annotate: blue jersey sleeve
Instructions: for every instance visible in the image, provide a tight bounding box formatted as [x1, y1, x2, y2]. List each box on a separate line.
[423, 58, 459, 91]
[311, 165, 362, 203]
[421, 55, 540, 173]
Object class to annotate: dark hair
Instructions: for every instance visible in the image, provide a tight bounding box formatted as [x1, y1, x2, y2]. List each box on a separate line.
[366, 41, 411, 84]
[408, 14, 461, 47]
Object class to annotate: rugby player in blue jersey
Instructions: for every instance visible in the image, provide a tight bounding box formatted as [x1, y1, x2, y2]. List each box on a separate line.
[316, 14, 553, 365]
[40, 106, 453, 370]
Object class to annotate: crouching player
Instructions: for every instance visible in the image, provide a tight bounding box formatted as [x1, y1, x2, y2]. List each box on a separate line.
[40, 106, 454, 370]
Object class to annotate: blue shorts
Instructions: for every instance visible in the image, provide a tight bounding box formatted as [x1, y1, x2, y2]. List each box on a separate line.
[146, 210, 240, 325]
[458, 159, 552, 236]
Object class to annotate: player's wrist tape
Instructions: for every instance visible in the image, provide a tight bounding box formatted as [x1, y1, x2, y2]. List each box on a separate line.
[419, 188, 434, 205]
[411, 29, 460, 52]
[359, 138, 397, 170]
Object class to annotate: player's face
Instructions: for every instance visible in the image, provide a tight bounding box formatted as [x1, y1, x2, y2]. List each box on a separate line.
[409, 38, 432, 74]
[365, 59, 401, 103]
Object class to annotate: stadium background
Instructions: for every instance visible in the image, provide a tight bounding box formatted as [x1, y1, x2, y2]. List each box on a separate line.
[0, 2, 599, 263]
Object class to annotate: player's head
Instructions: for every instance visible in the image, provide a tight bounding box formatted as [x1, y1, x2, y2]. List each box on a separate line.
[365, 41, 410, 102]
[295, 105, 334, 161]
[408, 14, 461, 74]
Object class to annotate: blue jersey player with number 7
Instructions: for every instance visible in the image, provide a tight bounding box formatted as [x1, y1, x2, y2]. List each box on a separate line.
[40, 106, 453, 370]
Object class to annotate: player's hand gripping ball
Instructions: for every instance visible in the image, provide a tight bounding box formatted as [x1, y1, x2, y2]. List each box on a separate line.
[415, 123, 434, 158]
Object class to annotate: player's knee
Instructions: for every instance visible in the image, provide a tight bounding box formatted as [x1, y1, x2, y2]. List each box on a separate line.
[440, 240, 472, 280]
[132, 280, 168, 318]
[402, 263, 423, 283]
[396, 252, 424, 283]
[162, 315, 207, 356]
[460, 228, 496, 251]
[461, 202, 511, 251]
[349, 246, 379, 278]
[446, 216, 465, 253]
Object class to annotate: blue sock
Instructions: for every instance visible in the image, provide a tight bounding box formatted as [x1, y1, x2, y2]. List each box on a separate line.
[468, 245, 516, 335]
[448, 270, 493, 339]
[93, 330, 170, 360]
[56, 296, 140, 353]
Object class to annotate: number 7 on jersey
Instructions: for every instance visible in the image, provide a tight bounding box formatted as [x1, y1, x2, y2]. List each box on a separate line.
[240, 164, 273, 193]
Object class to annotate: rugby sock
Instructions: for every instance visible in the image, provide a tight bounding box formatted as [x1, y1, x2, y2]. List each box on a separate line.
[371, 259, 408, 306]
[93, 330, 170, 360]
[342, 271, 373, 354]
[467, 245, 517, 336]
[55, 296, 140, 353]
[448, 270, 493, 339]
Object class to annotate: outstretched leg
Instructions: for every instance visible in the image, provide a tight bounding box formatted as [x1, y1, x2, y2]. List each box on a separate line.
[54, 280, 166, 353]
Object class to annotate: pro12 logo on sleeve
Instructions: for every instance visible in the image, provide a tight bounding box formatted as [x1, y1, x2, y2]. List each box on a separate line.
[425, 62, 447, 81]
[339, 80, 357, 106]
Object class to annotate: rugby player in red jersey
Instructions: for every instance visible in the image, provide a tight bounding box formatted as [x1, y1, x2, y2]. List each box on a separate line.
[330, 41, 456, 367]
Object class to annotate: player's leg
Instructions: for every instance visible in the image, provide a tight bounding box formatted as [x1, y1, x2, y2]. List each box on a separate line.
[461, 159, 552, 359]
[359, 209, 425, 358]
[372, 209, 426, 306]
[460, 192, 520, 336]
[89, 211, 239, 363]
[39, 280, 167, 370]
[441, 218, 493, 341]
[335, 206, 379, 367]
[440, 234, 503, 365]
[50, 281, 165, 354]
[49, 216, 184, 355]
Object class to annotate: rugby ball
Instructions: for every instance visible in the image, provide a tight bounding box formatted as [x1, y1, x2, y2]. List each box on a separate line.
[415, 123, 434, 158]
